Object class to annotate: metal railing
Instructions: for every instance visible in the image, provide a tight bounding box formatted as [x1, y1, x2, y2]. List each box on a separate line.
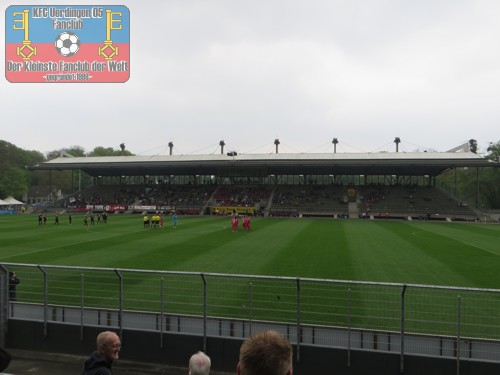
[2, 262, 500, 370]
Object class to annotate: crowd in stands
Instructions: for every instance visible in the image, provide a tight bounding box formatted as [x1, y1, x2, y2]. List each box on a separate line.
[68, 185, 217, 214]
[59, 183, 477, 220]
[213, 185, 271, 208]
[69, 186, 142, 208]
[137, 185, 216, 208]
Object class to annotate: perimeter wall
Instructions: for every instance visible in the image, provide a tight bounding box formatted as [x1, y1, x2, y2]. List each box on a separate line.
[2, 263, 500, 374]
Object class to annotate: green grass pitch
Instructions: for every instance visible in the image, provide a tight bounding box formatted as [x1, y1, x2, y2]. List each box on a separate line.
[2, 214, 500, 338]
[1, 213, 500, 288]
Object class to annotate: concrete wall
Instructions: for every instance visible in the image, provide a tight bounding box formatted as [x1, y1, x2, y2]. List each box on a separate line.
[6, 320, 500, 375]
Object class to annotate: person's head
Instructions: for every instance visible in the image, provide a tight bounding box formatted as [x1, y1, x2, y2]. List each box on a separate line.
[237, 330, 292, 375]
[188, 351, 211, 375]
[96, 331, 121, 363]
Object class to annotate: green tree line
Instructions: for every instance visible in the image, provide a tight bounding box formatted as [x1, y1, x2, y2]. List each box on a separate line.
[437, 141, 500, 209]
[0, 140, 132, 200]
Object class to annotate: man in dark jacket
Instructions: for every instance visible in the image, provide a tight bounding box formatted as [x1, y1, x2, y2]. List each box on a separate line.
[9, 271, 20, 301]
[82, 331, 121, 375]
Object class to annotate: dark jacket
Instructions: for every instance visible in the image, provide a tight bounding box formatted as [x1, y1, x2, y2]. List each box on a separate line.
[8, 273, 20, 301]
[82, 351, 113, 375]
[0, 347, 11, 372]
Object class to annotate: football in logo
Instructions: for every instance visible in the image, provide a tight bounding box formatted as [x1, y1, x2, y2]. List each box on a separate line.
[55, 31, 80, 57]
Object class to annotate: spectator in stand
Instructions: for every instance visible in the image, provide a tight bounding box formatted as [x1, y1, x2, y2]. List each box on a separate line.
[8, 271, 20, 301]
[188, 351, 211, 375]
[237, 330, 292, 375]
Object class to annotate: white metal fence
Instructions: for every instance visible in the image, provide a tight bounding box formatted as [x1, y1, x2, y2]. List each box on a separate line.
[2, 262, 500, 368]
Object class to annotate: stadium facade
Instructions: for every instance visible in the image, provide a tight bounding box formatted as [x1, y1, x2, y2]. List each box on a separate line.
[30, 151, 497, 217]
[31, 151, 494, 177]
[5, 151, 499, 374]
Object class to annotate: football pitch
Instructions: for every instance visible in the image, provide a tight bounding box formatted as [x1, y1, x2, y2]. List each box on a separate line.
[2, 213, 500, 289]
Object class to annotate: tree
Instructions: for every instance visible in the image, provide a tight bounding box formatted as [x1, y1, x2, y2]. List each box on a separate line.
[475, 141, 500, 209]
[0, 140, 45, 199]
[88, 146, 133, 157]
[0, 167, 30, 198]
[486, 141, 500, 163]
[45, 145, 86, 161]
[40, 145, 134, 195]
[436, 139, 500, 209]
[0, 140, 43, 171]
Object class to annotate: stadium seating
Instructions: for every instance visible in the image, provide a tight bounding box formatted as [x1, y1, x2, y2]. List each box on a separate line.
[269, 185, 349, 217]
[59, 183, 478, 220]
[358, 185, 477, 220]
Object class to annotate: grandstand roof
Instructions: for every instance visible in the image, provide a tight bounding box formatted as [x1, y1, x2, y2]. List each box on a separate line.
[30, 152, 497, 178]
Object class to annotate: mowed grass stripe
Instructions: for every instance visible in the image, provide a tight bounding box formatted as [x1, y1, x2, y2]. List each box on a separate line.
[153, 217, 297, 274]
[408, 221, 500, 256]
[3, 214, 500, 335]
[2, 215, 228, 267]
[404, 222, 500, 288]
[1, 215, 500, 288]
[341, 220, 500, 288]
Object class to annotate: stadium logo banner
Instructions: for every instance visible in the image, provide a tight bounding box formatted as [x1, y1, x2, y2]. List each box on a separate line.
[5, 5, 130, 83]
[211, 206, 255, 215]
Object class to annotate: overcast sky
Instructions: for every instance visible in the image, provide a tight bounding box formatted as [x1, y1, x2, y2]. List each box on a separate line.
[1, 0, 499, 156]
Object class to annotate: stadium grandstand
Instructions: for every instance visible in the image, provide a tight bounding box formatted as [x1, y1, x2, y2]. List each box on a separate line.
[29, 147, 497, 221]
[2, 145, 498, 375]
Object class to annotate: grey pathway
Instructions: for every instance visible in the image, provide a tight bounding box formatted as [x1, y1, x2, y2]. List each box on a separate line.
[2, 349, 232, 375]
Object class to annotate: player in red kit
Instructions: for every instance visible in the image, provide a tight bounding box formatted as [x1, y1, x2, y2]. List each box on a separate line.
[232, 215, 239, 232]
